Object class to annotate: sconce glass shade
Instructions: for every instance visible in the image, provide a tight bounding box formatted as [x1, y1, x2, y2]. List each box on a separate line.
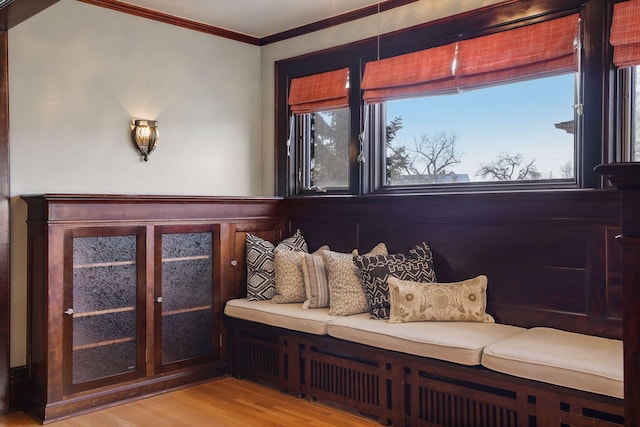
[131, 119, 159, 161]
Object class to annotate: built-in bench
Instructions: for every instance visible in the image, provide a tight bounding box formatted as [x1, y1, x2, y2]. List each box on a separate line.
[224, 299, 624, 426]
[217, 169, 640, 426]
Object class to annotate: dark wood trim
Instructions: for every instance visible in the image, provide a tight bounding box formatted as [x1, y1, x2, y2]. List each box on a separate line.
[260, 0, 419, 45]
[8, 366, 27, 412]
[0, 30, 9, 416]
[0, 0, 60, 31]
[78, 0, 418, 46]
[596, 163, 640, 427]
[77, 0, 261, 45]
[1, 2, 67, 411]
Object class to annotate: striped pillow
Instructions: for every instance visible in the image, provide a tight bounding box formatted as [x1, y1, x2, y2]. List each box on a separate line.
[301, 249, 332, 309]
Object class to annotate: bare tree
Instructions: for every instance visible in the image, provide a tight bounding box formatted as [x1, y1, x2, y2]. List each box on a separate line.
[400, 131, 462, 178]
[476, 153, 541, 181]
[559, 161, 573, 178]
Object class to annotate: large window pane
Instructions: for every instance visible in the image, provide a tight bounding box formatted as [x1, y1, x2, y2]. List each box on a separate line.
[299, 107, 349, 190]
[633, 67, 640, 161]
[384, 74, 576, 185]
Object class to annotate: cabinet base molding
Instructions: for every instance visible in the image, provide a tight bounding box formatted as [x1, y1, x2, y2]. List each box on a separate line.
[28, 363, 228, 423]
[9, 366, 28, 412]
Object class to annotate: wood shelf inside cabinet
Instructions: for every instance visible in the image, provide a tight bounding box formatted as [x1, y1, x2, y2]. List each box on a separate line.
[162, 305, 212, 316]
[162, 255, 211, 263]
[73, 336, 135, 351]
[73, 260, 136, 269]
[73, 306, 136, 318]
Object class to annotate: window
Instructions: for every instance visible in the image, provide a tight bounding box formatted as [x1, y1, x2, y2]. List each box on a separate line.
[610, 0, 640, 162]
[287, 68, 351, 194]
[632, 67, 640, 161]
[363, 13, 580, 190]
[296, 108, 350, 190]
[275, 0, 608, 196]
[381, 74, 576, 186]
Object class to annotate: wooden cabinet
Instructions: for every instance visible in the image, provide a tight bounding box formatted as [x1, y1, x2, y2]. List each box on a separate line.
[22, 194, 284, 422]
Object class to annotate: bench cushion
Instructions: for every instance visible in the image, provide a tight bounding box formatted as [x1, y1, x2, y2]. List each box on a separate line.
[224, 299, 338, 335]
[481, 327, 623, 398]
[327, 314, 525, 365]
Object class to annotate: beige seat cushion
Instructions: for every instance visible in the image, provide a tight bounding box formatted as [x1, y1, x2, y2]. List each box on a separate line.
[481, 327, 623, 398]
[327, 314, 525, 365]
[224, 299, 338, 335]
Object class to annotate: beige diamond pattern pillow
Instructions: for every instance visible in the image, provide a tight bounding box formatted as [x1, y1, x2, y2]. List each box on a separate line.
[388, 275, 494, 323]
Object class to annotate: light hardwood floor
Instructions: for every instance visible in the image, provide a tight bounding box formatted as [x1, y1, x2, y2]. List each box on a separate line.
[0, 377, 378, 426]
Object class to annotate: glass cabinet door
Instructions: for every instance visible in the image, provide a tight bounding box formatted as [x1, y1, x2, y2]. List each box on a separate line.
[155, 225, 217, 371]
[64, 227, 146, 393]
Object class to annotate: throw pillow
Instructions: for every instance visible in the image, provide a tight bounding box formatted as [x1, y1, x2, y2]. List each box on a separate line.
[245, 230, 308, 301]
[273, 245, 329, 304]
[299, 245, 335, 309]
[323, 243, 388, 316]
[353, 242, 437, 320]
[388, 275, 495, 323]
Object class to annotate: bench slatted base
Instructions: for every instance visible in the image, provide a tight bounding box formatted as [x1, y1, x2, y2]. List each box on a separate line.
[227, 317, 624, 427]
[300, 337, 396, 424]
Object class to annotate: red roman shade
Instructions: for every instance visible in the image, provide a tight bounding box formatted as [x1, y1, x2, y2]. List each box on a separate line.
[361, 43, 458, 103]
[362, 14, 579, 103]
[456, 14, 579, 89]
[610, 0, 640, 68]
[288, 68, 349, 114]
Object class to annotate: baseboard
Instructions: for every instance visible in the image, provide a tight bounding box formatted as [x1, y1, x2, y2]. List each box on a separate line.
[9, 365, 27, 412]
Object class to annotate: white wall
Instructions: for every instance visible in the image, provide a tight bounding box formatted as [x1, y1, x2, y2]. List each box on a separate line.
[8, 0, 503, 367]
[8, 0, 261, 366]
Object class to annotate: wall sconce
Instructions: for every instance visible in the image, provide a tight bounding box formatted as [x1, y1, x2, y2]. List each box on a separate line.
[131, 119, 159, 161]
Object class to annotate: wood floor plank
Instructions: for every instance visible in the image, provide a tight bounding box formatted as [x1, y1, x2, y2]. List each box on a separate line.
[0, 378, 378, 426]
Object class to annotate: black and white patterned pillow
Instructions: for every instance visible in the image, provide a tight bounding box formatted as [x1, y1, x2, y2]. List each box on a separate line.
[353, 242, 436, 320]
[246, 230, 308, 301]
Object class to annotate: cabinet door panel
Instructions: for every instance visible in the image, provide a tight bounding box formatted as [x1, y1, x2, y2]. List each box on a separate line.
[65, 228, 146, 392]
[156, 226, 216, 371]
[229, 221, 284, 300]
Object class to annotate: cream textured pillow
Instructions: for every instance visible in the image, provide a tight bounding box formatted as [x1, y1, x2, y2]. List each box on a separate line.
[388, 275, 494, 323]
[323, 243, 388, 316]
[273, 245, 330, 304]
[272, 250, 307, 303]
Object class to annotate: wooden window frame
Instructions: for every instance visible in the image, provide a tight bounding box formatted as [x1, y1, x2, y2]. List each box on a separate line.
[275, 0, 613, 196]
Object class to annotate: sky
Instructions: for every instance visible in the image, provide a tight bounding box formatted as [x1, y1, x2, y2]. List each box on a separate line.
[386, 73, 576, 181]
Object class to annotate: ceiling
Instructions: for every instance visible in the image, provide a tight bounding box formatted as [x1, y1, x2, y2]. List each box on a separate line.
[117, 0, 387, 38]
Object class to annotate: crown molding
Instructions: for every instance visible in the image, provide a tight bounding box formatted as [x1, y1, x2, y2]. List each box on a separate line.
[0, 0, 59, 30]
[79, 0, 419, 46]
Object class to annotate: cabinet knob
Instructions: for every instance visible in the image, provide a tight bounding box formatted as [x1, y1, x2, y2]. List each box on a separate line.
[64, 308, 74, 315]
[230, 260, 238, 266]
[156, 297, 163, 303]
